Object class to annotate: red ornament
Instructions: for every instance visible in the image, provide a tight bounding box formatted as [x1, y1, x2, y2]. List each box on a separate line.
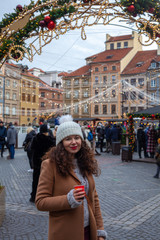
[156, 33, 160, 38]
[16, 4, 23, 12]
[47, 21, 56, 30]
[152, 114, 155, 118]
[148, 8, 154, 14]
[44, 16, 51, 23]
[142, 116, 145, 120]
[127, 5, 135, 13]
[39, 20, 46, 28]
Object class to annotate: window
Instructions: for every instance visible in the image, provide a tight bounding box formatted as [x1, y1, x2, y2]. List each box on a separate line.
[103, 105, 107, 114]
[22, 80, 25, 87]
[95, 67, 99, 72]
[6, 79, 10, 87]
[83, 91, 88, 97]
[13, 80, 17, 88]
[112, 66, 116, 71]
[151, 62, 156, 68]
[57, 104, 60, 109]
[52, 103, 54, 109]
[74, 79, 79, 85]
[27, 108, 30, 116]
[123, 92, 128, 101]
[117, 42, 121, 49]
[110, 43, 114, 50]
[33, 82, 36, 89]
[138, 107, 144, 111]
[66, 92, 71, 98]
[123, 107, 128, 113]
[138, 78, 144, 86]
[112, 75, 116, 83]
[124, 42, 128, 48]
[41, 102, 45, 107]
[83, 104, 88, 113]
[131, 107, 136, 112]
[111, 105, 116, 114]
[32, 95, 36, 103]
[12, 107, 16, 115]
[131, 78, 136, 86]
[95, 76, 98, 83]
[103, 67, 107, 71]
[151, 80, 156, 87]
[22, 93, 25, 101]
[66, 80, 71, 86]
[83, 79, 89, 85]
[52, 93, 55, 98]
[5, 106, 9, 115]
[130, 91, 136, 100]
[0, 106, 1, 114]
[103, 76, 107, 84]
[94, 105, 99, 114]
[0, 91, 2, 99]
[6, 92, 10, 99]
[74, 90, 79, 98]
[95, 90, 98, 98]
[32, 109, 36, 117]
[112, 90, 116, 97]
[12, 93, 17, 100]
[57, 94, 60, 100]
[27, 81, 31, 88]
[151, 92, 156, 101]
[22, 108, 25, 116]
[74, 105, 79, 113]
[0, 78, 2, 85]
[41, 92, 45, 97]
[27, 94, 31, 102]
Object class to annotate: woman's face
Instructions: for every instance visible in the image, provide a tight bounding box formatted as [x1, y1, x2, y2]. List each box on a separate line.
[62, 135, 82, 155]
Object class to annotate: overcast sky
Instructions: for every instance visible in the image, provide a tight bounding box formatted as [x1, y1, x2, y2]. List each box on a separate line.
[0, 0, 157, 72]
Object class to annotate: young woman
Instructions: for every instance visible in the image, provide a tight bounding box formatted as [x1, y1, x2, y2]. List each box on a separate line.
[35, 115, 107, 240]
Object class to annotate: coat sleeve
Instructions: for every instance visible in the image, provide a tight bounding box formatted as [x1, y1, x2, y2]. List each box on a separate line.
[35, 159, 71, 212]
[93, 189, 104, 230]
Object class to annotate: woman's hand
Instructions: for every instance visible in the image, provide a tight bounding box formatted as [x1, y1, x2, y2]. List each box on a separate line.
[73, 189, 85, 202]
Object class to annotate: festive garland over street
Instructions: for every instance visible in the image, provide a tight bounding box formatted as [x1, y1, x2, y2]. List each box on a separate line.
[0, 0, 160, 65]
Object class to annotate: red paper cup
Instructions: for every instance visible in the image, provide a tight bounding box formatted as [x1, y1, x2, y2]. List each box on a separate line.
[74, 185, 85, 191]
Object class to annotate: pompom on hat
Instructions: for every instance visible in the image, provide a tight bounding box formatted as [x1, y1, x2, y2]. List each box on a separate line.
[56, 115, 84, 145]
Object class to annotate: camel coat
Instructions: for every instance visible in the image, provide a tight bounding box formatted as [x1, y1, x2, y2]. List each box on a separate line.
[35, 159, 104, 240]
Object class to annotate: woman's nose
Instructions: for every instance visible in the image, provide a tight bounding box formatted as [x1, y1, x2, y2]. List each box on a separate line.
[71, 138, 76, 144]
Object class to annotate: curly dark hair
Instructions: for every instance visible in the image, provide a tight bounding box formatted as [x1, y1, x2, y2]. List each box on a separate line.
[43, 140, 100, 177]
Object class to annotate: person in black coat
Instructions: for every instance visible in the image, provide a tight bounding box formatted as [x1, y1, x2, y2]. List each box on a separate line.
[137, 125, 148, 158]
[30, 124, 56, 202]
[23, 127, 36, 171]
[0, 121, 7, 157]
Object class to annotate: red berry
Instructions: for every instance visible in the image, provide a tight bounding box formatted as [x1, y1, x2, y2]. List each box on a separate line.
[16, 4, 23, 12]
[44, 16, 51, 23]
[127, 5, 135, 13]
[47, 21, 56, 30]
[148, 8, 154, 13]
[39, 20, 46, 28]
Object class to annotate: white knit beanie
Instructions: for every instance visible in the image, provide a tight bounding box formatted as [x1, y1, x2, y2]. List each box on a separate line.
[56, 115, 84, 145]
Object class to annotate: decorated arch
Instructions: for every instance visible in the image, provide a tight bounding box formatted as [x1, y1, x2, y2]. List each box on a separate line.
[0, 0, 160, 66]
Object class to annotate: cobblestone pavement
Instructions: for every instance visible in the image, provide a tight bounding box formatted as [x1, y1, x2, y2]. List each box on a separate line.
[0, 148, 160, 240]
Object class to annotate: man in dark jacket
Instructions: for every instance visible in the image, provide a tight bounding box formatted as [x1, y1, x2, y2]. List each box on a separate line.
[137, 124, 148, 158]
[104, 124, 111, 153]
[7, 122, 17, 159]
[30, 124, 55, 202]
[0, 121, 7, 157]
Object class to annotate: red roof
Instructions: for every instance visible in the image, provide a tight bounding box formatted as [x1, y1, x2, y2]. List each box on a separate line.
[86, 48, 132, 63]
[29, 67, 45, 73]
[58, 72, 68, 77]
[65, 65, 91, 77]
[122, 50, 159, 75]
[6, 62, 19, 68]
[106, 34, 133, 42]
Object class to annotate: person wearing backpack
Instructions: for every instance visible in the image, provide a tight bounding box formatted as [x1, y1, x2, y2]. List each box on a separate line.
[87, 128, 93, 149]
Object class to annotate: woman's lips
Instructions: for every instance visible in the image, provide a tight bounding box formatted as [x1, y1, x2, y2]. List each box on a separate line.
[70, 146, 77, 150]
